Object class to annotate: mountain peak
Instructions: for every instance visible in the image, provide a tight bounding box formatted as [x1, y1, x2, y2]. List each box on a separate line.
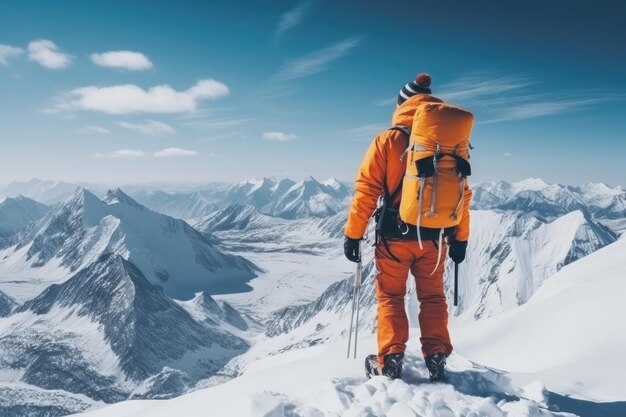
[512, 177, 550, 192]
[104, 188, 143, 208]
[581, 182, 623, 197]
[0, 194, 43, 206]
[323, 177, 341, 187]
[66, 187, 102, 208]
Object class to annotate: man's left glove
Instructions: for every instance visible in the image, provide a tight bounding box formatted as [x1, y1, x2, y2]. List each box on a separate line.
[344, 236, 361, 263]
[448, 240, 468, 264]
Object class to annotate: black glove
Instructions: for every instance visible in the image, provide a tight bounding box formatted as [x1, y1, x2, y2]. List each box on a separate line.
[448, 240, 468, 264]
[344, 236, 361, 263]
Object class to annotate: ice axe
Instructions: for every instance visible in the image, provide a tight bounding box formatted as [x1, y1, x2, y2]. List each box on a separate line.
[346, 241, 362, 359]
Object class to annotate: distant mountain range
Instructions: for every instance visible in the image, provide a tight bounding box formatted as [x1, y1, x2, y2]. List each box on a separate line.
[1, 177, 353, 221]
[1, 188, 258, 302]
[472, 178, 626, 233]
[0, 176, 624, 416]
[0, 189, 260, 415]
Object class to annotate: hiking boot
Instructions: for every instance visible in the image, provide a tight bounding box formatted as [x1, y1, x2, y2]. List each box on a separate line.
[425, 352, 447, 382]
[365, 353, 404, 379]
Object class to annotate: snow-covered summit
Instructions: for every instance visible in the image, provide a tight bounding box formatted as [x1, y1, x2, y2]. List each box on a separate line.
[580, 181, 623, 197]
[472, 179, 626, 233]
[0, 253, 249, 410]
[103, 188, 144, 208]
[455, 235, 626, 402]
[72, 333, 578, 417]
[0, 194, 49, 237]
[193, 204, 281, 233]
[261, 176, 350, 219]
[511, 177, 550, 192]
[2, 187, 259, 301]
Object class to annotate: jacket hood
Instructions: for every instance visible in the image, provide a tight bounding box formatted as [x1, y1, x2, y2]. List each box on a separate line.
[391, 94, 444, 127]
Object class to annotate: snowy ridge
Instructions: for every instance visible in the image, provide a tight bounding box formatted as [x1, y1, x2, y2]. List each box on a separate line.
[193, 204, 283, 233]
[127, 189, 218, 221]
[130, 176, 351, 221]
[455, 235, 626, 402]
[459, 209, 615, 320]
[0, 254, 249, 412]
[73, 335, 577, 417]
[261, 209, 615, 351]
[178, 291, 250, 332]
[1, 179, 106, 205]
[0, 195, 49, 238]
[0, 290, 16, 317]
[261, 176, 351, 219]
[0, 382, 99, 417]
[0, 187, 258, 301]
[473, 179, 626, 227]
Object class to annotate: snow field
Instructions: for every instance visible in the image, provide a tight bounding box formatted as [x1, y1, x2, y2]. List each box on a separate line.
[73, 334, 574, 417]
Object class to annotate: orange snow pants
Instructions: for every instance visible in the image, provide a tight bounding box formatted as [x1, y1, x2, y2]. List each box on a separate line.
[375, 238, 452, 367]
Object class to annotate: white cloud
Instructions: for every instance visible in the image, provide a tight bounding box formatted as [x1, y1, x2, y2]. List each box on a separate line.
[438, 72, 619, 125]
[478, 93, 617, 124]
[79, 125, 111, 134]
[262, 131, 297, 142]
[0, 44, 23, 65]
[276, 1, 314, 43]
[154, 147, 198, 157]
[376, 97, 396, 107]
[27, 39, 71, 69]
[90, 50, 153, 71]
[503, 152, 514, 157]
[274, 37, 360, 81]
[117, 120, 175, 135]
[438, 74, 532, 102]
[51, 79, 229, 114]
[331, 123, 388, 141]
[94, 149, 146, 159]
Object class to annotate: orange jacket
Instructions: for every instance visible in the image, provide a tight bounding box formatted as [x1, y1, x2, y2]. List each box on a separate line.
[345, 94, 472, 241]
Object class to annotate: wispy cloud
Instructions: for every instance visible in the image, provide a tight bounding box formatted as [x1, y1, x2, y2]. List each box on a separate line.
[117, 120, 175, 135]
[275, 1, 315, 44]
[258, 37, 361, 99]
[0, 44, 23, 65]
[49, 79, 229, 114]
[329, 123, 388, 141]
[94, 149, 146, 159]
[375, 97, 396, 107]
[262, 131, 297, 142]
[439, 72, 620, 124]
[503, 152, 514, 157]
[274, 37, 361, 82]
[79, 125, 111, 134]
[179, 108, 255, 130]
[90, 50, 153, 71]
[154, 147, 198, 157]
[478, 93, 619, 124]
[438, 74, 533, 102]
[27, 39, 71, 69]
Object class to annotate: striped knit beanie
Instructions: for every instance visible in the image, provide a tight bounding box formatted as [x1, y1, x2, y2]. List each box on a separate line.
[397, 73, 432, 106]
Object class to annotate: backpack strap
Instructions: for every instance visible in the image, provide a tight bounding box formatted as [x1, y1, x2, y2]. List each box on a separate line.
[373, 126, 411, 263]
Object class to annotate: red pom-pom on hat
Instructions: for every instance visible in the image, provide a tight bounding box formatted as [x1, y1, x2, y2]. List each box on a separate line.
[415, 73, 432, 88]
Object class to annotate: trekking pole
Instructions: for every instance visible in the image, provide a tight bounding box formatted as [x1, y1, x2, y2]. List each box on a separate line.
[347, 242, 363, 359]
[454, 262, 459, 307]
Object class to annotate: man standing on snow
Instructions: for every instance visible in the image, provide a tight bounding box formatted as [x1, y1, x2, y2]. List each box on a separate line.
[344, 73, 472, 382]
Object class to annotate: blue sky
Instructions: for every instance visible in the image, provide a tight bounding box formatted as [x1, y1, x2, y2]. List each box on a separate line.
[1, 0, 625, 186]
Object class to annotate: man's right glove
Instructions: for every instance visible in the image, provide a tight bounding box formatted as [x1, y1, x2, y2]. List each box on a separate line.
[344, 236, 361, 263]
[448, 240, 468, 264]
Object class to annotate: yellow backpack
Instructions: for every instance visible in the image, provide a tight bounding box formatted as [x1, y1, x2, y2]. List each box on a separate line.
[399, 102, 474, 247]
